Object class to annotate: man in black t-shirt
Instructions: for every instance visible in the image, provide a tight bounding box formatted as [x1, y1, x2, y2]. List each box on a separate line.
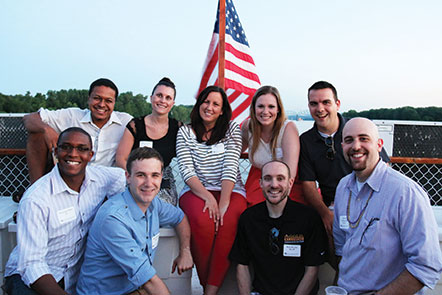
[229, 160, 326, 295]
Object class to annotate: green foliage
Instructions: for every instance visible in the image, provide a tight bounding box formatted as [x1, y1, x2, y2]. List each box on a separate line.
[4, 89, 438, 122]
[343, 106, 442, 122]
[0, 90, 194, 122]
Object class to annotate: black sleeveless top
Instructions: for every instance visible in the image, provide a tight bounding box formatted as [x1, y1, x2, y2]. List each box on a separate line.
[126, 117, 180, 167]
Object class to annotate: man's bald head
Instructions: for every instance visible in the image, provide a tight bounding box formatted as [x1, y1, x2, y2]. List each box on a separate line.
[342, 117, 383, 182]
[343, 118, 380, 141]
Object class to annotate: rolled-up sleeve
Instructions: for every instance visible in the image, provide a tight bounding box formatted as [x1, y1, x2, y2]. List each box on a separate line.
[157, 199, 184, 227]
[100, 216, 156, 287]
[222, 122, 242, 183]
[398, 185, 442, 288]
[176, 126, 197, 182]
[17, 199, 51, 286]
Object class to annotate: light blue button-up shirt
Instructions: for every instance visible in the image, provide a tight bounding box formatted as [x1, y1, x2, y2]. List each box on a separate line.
[76, 188, 184, 295]
[334, 161, 442, 294]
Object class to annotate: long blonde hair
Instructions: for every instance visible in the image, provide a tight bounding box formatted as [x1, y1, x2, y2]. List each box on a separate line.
[248, 86, 287, 162]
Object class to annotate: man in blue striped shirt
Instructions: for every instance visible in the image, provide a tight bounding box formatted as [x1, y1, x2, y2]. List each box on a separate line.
[4, 127, 126, 295]
[334, 118, 442, 294]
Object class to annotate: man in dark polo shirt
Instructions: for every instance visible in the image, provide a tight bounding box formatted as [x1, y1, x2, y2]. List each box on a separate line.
[230, 160, 326, 295]
[299, 81, 389, 238]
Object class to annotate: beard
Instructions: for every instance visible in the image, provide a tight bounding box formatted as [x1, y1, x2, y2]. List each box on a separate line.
[263, 186, 291, 205]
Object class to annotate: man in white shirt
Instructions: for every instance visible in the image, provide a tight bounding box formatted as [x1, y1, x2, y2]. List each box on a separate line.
[3, 127, 126, 295]
[23, 78, 132, 183]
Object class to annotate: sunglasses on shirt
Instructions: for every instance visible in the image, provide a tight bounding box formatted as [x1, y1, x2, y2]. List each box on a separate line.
[324, 136, 336, 160]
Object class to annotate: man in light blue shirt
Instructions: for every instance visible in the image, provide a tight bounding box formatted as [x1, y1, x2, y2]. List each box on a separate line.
[77, 147, 193, 295]
[333, 117, 442, 294]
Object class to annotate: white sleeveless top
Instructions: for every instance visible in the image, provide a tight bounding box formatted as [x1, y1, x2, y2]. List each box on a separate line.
[248, 120, 290, 168]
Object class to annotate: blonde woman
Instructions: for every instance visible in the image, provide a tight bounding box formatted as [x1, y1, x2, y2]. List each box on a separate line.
[242, 85, 306, 207]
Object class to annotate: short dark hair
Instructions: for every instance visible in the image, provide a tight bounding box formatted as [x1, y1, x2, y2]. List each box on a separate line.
[152, 77, 176, 99]
[126, 147, 164, 174]
[308, 81, 338, 102]
[261, 160, 291, 179]
[190, 86, 232, 145]
[89, 78, 119, 99]
[57, 127, 92, 147]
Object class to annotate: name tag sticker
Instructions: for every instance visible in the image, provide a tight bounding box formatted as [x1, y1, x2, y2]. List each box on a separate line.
[152, 232, 160, 249]
[340, 215, 349, 229]
[275, 148, 283, 159]
[57, 207, 76, 224]
[283, 244, 301, 257]
[140, 141, 153, 148]
[211, 143, 225, 154]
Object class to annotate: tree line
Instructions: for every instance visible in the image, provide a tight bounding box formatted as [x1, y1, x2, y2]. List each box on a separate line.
[1, 90, 441, 122]
[0, 90, 193, 123]
[342, 106, 442, 122]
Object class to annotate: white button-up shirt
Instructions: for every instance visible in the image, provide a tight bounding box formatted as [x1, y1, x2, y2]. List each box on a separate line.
[5, 165, 126, 294]
[39, 107, 132, 167]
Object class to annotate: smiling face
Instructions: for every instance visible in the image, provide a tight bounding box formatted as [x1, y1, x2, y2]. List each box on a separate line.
[87, 85, 116, 128]
[150, 85, 175, 116]
[255, 93, 278, 127]
[56, 131, 93, 182]
[260, 161, 294, 206]
[126, 158, 163, 212]
[308, 88, 341, 134]
[199, 91, 223, 129]
[342, 118, 383, 182]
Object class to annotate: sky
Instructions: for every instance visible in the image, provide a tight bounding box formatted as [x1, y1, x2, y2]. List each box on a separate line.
[1, 0, 442, 113]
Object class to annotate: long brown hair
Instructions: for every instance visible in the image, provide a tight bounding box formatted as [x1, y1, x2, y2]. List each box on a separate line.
[248, 86, 287, 162]
[190, 86, 232, 145]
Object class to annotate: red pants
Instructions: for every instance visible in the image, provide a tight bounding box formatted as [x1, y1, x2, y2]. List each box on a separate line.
[179, 190, 247, 287]
[245, 165, 307, 207]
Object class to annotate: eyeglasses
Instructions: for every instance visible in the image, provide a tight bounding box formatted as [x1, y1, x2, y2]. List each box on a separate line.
[58, 144, 91, 153]
[324, 136, 336, 160]
[269, 227, 280, 255]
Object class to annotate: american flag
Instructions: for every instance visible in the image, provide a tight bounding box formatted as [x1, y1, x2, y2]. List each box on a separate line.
[197, 0, 261, 124]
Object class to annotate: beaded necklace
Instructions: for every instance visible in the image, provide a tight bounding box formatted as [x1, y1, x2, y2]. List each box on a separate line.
[346, 189, 374, 229]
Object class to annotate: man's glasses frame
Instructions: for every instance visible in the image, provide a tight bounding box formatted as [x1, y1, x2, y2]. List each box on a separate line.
[57, 144, 91, 153]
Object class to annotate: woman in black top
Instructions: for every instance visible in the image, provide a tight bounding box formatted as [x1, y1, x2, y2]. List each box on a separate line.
[116, 77, 181, 205]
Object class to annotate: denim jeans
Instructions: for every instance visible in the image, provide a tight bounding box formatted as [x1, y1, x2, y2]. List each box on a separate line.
[3, 275, 38, 295]
[3, 274, 64, 295]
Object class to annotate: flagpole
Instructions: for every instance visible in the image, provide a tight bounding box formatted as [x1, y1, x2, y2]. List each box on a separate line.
[218, 0, 226, 90]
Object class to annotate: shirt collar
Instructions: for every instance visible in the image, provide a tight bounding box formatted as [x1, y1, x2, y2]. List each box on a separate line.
[80, 110, 123, 127]
[50, 165, 96, 196]
[122, 188, 154, 221]
[313, 113, 346, 141]
[346, 160, 386, 194]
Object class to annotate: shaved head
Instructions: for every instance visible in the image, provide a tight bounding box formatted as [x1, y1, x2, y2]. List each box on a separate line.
[343, 117, 380, 141]
[342, 117, 383, 182]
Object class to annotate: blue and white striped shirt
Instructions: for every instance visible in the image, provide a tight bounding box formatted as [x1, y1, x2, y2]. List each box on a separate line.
[5, 165, 126, 294]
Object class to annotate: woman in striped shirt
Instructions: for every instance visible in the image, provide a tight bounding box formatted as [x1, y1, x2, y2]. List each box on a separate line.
[177, 86, 246, 295]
